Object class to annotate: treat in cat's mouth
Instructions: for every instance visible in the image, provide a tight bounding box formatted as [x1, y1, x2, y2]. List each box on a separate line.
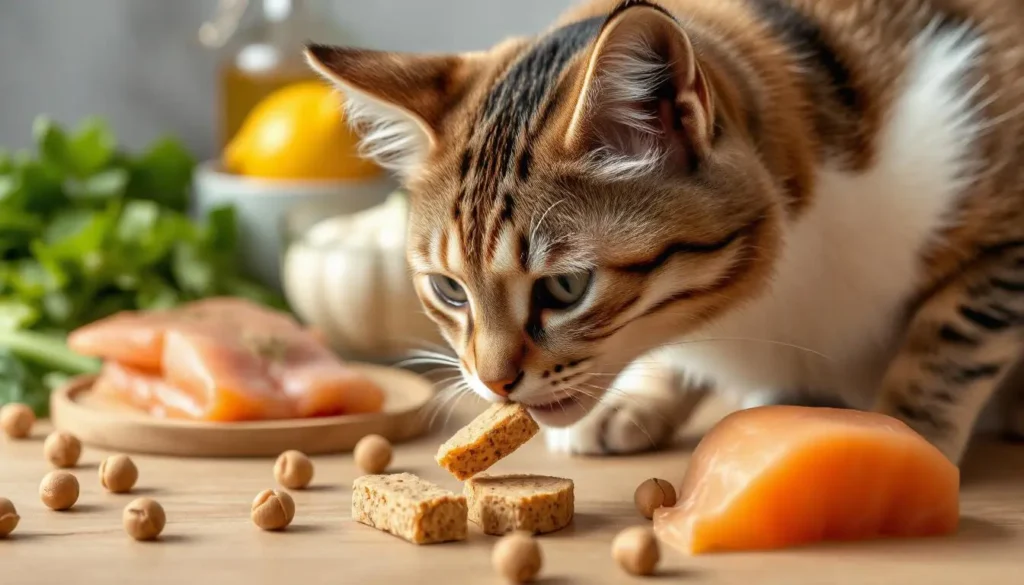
[436, 403, 540, 480]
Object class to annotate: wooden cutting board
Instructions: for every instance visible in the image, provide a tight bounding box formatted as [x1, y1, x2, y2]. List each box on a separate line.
[49, 363, 434, 457]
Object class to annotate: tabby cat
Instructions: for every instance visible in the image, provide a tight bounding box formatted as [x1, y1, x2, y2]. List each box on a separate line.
[306, 0, 1024, 464]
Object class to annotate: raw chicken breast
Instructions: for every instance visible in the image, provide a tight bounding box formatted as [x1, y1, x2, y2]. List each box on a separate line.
[653, 406, 960, 554]
[71, 298, 385, 422]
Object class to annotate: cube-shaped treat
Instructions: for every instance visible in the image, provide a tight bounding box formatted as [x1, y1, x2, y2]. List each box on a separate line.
[464, 474, 574, 535]
[436, 403, 540, 481]
[352, 473, 468, 544]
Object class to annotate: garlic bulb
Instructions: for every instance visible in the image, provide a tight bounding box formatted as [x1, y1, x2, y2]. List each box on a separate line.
[282, 193, 443, 362]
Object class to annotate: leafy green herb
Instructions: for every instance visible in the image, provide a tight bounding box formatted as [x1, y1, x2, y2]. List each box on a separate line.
[0, 115, 285, 415]
[0, 348, 49, 416]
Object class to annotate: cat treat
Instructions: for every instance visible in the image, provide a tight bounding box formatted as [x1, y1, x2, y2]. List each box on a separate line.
[436, 403, 540, 481]
[464, 474, 574, 536]
[351, 473, 468, 544]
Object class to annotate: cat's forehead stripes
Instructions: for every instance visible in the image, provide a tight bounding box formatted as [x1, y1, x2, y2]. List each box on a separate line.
[454, 17, 606, 268]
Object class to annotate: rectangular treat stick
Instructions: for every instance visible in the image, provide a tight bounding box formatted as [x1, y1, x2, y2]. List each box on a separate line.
[435, 403, 540, 481]
[351, 473, 468, 544]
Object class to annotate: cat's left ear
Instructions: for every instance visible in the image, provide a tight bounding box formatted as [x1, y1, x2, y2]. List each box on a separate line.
[564, 2, 715, 179]
[305, 44, 474, 180]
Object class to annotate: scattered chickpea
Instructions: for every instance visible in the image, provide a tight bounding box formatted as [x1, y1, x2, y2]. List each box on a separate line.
[39, 470, 80, 511]
[634, 478, 677, 519]
[99, 454, 139, 493]
[0, 498, 20, 538]
[612, 526, 660, 577]
[354, 434, 392, 474]
[251, 489, 295, 531]
[123, 497, 165, 541]
[43, 431, 82, 469]
[492, 531, 542, 583]
[273, 450, 313, 490]
[1, 403, 35, 439]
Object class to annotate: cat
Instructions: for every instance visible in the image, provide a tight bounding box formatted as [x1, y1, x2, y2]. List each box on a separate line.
[306, 0, 1024, 465]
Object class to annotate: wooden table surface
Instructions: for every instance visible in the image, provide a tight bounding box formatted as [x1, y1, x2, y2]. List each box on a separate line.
[2, 398, 1023, 585]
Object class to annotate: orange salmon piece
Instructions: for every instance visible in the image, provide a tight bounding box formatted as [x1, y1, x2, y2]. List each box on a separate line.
[93, 361, 204, 420]
[653, 406, 960, 555]
[69, 298, 385, 422]
[161, 329, 299, 421]
[68, 312, 176, 371]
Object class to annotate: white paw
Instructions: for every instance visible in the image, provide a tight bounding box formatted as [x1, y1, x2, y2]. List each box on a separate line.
[543, 353, 710, 456]
[543, 399, 675, 456]
[543, 427, 577, 455]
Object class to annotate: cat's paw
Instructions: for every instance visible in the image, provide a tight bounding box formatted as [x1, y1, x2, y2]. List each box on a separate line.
[543, 398, 677, 456]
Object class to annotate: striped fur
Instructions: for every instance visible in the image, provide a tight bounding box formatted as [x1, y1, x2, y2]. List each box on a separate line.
[308, 0, 1024, 463]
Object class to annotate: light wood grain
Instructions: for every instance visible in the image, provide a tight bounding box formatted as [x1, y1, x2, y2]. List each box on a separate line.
[47, 364, 433, 457]
[2, 398, 1023, 585]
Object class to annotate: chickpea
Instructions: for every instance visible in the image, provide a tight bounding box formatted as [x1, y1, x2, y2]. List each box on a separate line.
[123, 497, 165, 541]
[43, 431, 82, 469]
[39, 471, 80, 511]
[0, 497, 20, 538]
[492, 531, 542, 583]
[354, 434, 392, 474]
[99, 454, 139, 493]
[273, 450, 313, 490]
[612, 526, 660, 576]
[0, 403, 34, 439]
[633, 478, 677, 519]
[251, 489, 295, 531]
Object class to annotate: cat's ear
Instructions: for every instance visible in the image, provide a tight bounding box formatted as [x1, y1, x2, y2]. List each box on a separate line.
[305, 44, 472, 180]
[564, 2, 715, 180]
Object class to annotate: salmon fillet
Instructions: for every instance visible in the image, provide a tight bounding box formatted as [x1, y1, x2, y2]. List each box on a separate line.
[71, 298, 385, 422]
[653, 406, 960, 555]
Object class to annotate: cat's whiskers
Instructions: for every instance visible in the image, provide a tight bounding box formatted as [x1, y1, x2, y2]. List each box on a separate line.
[576, 381, 647, 406]
[393, 349, 460, 369]
[428, 374, 465, 388]
[442, 384, 478, 430]
[573, 383, 658, 448]
[574, 381, 677, 431]
[569, 380, 641, 409]
[424, 380, 470, 429]
[401, 347, 459, 361]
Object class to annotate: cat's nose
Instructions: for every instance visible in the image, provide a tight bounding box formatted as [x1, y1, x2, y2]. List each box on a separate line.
[481, 373, 522, 398]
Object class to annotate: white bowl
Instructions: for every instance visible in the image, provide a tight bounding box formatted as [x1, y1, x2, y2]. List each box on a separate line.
[191, 160, 396, 292]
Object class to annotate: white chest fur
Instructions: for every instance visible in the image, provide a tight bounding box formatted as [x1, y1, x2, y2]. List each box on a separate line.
[670, 23, 986, 408]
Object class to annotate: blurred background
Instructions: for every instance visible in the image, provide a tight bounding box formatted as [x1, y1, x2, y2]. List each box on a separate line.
[3, 0, 593, 416]
[0, 0, 574, 158]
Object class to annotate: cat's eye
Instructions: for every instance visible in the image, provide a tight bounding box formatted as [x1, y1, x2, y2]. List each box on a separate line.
[429, 274, 469, 307]
[536, 272, 592, 310]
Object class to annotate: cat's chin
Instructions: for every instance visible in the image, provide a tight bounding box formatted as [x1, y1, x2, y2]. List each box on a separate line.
[521, 392, 598, 428]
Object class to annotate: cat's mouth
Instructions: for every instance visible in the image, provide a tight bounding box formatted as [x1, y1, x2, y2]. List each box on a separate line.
[520, 389, 596, 427]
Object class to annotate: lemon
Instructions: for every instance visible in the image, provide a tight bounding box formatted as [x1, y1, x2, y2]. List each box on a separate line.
[223, 81, 382, 180]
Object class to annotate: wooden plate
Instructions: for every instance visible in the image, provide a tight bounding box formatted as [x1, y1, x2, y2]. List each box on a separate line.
[49, 364, 434, 457]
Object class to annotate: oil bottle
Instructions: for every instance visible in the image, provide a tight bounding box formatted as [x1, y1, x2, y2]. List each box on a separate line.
[200, 0, 346, 148]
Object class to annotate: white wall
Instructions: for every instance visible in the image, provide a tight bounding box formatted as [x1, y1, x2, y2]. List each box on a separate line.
[0, 0, 574, 159]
